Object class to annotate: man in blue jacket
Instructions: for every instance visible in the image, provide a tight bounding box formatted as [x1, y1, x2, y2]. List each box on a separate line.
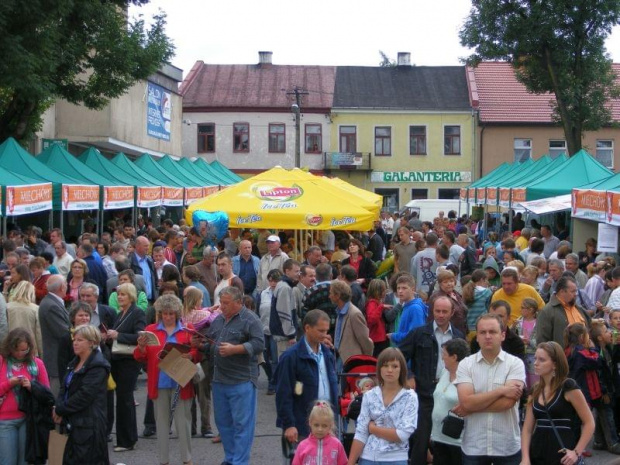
[274, 309, 338, 443]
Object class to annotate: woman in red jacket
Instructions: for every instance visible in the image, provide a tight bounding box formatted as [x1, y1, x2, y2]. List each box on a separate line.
[135, 294, 199, 465]
[365, 279, 390, 357]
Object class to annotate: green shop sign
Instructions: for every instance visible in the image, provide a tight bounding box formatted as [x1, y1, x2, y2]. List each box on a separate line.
[371, 171, 471, 183]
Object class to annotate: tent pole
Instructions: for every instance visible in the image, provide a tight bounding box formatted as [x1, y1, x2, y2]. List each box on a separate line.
[484, 204, 488, 241]
[50, 210, 54, 231]
[59, 210, 63, 233]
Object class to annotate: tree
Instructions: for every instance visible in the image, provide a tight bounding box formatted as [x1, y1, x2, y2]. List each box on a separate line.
[0, 0, 175, 142]
[460, 0, 620, 155]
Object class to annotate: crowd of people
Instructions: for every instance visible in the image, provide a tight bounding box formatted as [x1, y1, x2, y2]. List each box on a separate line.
[0, 209, 619, 465]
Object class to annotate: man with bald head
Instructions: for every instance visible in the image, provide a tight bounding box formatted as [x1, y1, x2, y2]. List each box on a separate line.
[38, 274, 70, 395]
[129, 235, 157, 302]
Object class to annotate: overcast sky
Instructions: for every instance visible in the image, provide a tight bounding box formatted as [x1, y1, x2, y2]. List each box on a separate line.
[130, 0, 620, 77]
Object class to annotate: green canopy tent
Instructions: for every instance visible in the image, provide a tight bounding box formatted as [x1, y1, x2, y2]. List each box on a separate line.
[156, 155, 219, 205]
[194, 158, 235, 185]
[208, 160, 243, 183]
[37, 144, 129, 231]
[465, 162, 513, 203]
[474, 159, 533, 205]
[526, 150, 612, 200]
[0, 138, 81, 226]
[181, 158, 230, 185]
[130, 154, 186, 210]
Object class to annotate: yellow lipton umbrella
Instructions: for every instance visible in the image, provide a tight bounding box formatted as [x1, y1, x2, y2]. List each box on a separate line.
[186, 167, 376, 231]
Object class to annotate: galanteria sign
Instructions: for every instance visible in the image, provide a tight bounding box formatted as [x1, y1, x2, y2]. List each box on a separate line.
[371, 171, 471, 183]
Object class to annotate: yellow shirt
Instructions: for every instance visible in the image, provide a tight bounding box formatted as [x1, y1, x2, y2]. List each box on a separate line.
[515, 236, 528, 252]
[491, 283, 545, 325]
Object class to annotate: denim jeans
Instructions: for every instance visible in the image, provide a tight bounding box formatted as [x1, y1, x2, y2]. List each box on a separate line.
[263, 335, 279, 391]
[213, 381, 257, 465]
[462, 451, 521, 465]
[0, 418, 26, 465]
[358, 459, 408, 465]
[594, 403, 619, 447]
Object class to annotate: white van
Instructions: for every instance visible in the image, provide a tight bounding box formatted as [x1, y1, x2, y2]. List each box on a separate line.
[402, 199, 471, 222]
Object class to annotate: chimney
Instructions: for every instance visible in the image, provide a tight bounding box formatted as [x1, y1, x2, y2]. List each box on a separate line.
[397, 52, 411, 67]
[258, 51, 273, 66]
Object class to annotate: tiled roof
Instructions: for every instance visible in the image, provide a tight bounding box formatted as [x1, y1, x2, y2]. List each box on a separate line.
[181, 61, 335, 111]
[468, 61, 620, 123]
[333, 66, 470, 111]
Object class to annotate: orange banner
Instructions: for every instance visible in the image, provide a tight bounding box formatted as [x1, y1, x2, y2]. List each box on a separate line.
[459, 188, 467, 202]
[486, 188, 497, 206]
[137, 186, 162, 208]
[162, 187, 184, 206]
[468, 188, 476, 203]
[104, 186, 134, 210]
[512, 188, 526, 205]
[607, 192, 620, 225]
[476, 188, 486, 204]
[61, 185, 99, 211]
[498, 188, 511, 208]
[202, 186, 219, 197]
[6, 183, 53, 216]
[184, 187, 204, 205]
[571, 189, 606, 221]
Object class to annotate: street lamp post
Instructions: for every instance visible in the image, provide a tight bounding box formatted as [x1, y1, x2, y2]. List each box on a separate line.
[292, 103, 301, 168]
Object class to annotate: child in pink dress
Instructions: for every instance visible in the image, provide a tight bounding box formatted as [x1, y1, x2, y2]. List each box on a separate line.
[292, 401, 348, 465]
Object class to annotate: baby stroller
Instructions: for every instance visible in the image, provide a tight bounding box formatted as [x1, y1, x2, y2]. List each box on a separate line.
[337, 354, 378, 455]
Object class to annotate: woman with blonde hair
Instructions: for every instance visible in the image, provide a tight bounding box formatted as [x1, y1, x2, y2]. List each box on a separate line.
[6, 281, 43, 356]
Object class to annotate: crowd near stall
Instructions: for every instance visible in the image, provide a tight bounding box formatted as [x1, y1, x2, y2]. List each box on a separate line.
[3, 158, 620, 465]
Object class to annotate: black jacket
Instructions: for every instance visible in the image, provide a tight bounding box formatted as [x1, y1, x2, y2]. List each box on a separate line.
[55, 349, 110, 465]
[341, 256, 376, 289]
[18, 380, 55, 464]
[398, 321, 465, 399]
[110, 303, 146, 360]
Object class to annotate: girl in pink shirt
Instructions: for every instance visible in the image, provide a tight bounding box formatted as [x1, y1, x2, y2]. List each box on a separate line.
[292, 401, 347, 465]
[0, 328, 50, 464]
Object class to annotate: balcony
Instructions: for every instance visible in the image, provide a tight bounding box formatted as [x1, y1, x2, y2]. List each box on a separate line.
[323, 152, 372, 172]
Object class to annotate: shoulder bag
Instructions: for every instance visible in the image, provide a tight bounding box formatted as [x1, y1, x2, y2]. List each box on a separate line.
[441, 410, 464, 439]
[111, 308, 138, 355]
[541, 389, 585, 465]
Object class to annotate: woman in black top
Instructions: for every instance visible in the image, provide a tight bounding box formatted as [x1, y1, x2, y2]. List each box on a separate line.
[105, 282, 145, 452]
[521, 341, 594, 465]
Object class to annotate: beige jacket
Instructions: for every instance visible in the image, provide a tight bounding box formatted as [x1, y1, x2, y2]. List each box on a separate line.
[337, 303, 374, 363]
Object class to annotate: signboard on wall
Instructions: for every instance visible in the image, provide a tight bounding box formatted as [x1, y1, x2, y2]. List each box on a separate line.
[598, 223, 618, 253]
[147, 82, 171, 141]
[371, 171, 471, 183]
[331, 153, 362, 166]
[42, 139, 68, 150]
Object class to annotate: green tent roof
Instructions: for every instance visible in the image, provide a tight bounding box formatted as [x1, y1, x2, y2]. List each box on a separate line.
[37, 145, 122, 186]
[208, 160, 242, 183]
[194, 158, 235, 185]
[176, 158, 221, 185]
[79, 147, 146, 186]
[579, 171, 620, 191]
[468, 162, 512, 188]
[155, 155, 205, 187]
[527, 149, 613, 200]
[495, 156, 554, 189]
[182, 158, 229, 185]
[0, 138, 80, 185]
[132, 154, 184, 187]
[478, 159, 534, 189]
[109, 153, 163, 186]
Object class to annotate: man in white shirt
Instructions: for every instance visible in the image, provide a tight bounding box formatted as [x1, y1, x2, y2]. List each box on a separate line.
[256, 235, 289, 294]
[52, 241, 73, 278]
[456, 314, 525, 464]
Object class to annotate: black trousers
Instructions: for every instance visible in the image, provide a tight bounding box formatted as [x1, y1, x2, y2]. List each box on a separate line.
[111, 357, 140, 447]
[409, 396, 433, 465]
[144, 399, 156, 429]
[433, 441, 462, 465]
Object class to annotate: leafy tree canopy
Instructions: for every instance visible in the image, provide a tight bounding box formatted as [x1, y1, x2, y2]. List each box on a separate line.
[0, 0, 175, 142]
[460, 0, 620, 155]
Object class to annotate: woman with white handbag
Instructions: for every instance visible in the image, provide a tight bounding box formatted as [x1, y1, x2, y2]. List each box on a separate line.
[105, 282, 145, 452]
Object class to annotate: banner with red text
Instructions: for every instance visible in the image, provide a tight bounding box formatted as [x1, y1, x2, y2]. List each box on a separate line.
[607, 192, 620, 226]
[571, 189, 607, 222]
[202, 186, 219, 197]
[103, 186, 134, 210]
[137, 186, 162, 208]
[459, 188, 467, 202]
[162, 187, 184, 206]
[6, 183, 52, 216]
[486, 187, 498, 206]
[476, 188, 486, 204]
[184, 187, 204, 206]
[61, 185, 100, 211]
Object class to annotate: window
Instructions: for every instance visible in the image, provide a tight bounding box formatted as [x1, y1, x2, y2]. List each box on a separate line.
[305, 124, 322, 153]
[549, 140, 566, 159]
[409, 126, 426, 155]
[411, 189, 428, 200]
[375, 188, 399, 211]
[375, 127, 392, 156]
[514, 138, 532, 162]
[444, 126, 461, 155]
[339, 126, 357, 153]
[268, 123, 285, 153]
[596, 140, 614, 168]
[197, 124, 215, 153]
[438, 188, 460, 200]
[233, 123, 249, 152]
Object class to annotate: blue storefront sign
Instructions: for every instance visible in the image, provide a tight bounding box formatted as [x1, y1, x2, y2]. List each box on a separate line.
[147, 82, 171, 141]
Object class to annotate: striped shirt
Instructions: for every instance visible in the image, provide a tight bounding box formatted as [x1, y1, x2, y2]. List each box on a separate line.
[455, 350, 525, 457]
